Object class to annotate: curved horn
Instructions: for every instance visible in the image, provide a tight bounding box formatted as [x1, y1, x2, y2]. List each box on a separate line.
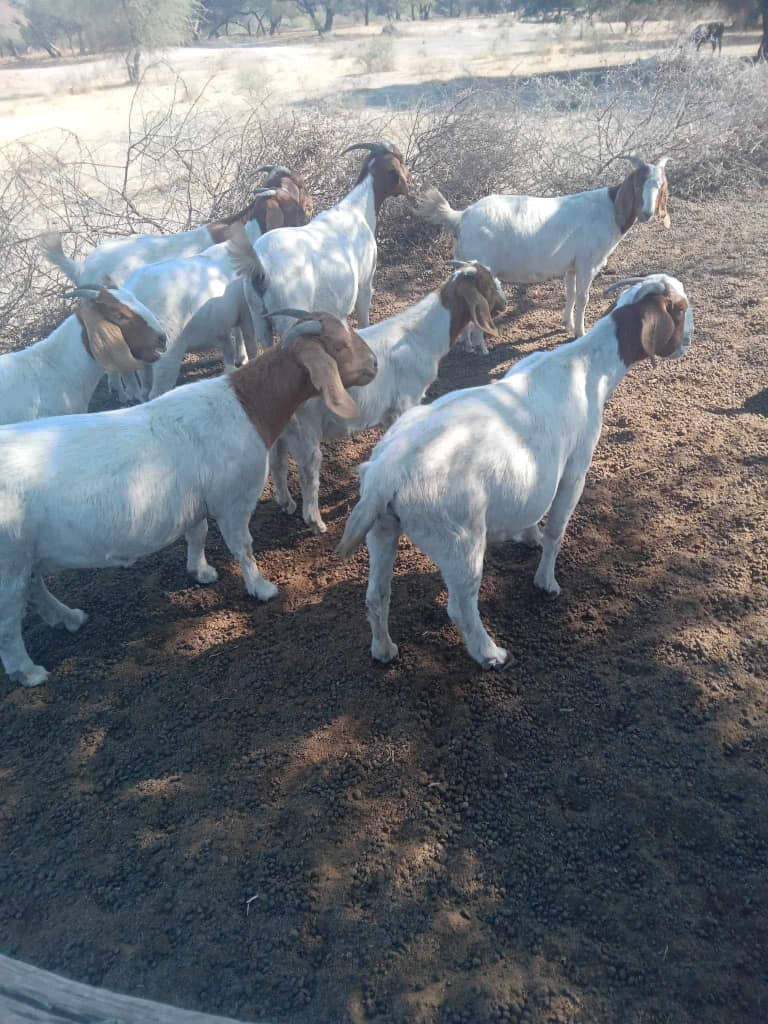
[270, 307, 315, 320]
[258, 164, 291, 176]
[603, 277, 645, 296]
[449, 259, 474, 268]
[341, 142, 387, 157]
[283, 319, 323, 342]
[63, 287, 101, 299]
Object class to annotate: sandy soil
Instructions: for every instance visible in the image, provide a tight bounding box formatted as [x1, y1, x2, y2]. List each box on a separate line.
[1, 185, 767, 1023]
[0, 19, 762, 148]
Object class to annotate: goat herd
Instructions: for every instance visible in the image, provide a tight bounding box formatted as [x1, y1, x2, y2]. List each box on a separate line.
[0, 142, 692, 688]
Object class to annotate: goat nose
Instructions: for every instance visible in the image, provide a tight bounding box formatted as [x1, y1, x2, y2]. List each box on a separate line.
[371, 353, 378, 371]
[158, 333, 167, 345]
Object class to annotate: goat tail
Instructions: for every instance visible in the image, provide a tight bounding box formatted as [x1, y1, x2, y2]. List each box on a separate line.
[39, 232, 81, 285]
[413, 187, 463, 236]
[336, 471, 395, 559]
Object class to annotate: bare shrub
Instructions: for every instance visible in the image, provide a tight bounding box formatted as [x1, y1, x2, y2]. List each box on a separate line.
[354, 38, 397, 74]
[2, 50, 767, 355]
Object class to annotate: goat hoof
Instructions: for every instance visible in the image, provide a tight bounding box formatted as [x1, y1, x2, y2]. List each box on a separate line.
[534, 573, 561, 597]
[194, 566, 219, 585]
[15, 665, 50, 688]
[308, 519, 327, 535]
[249, 579, 279, 601]
[372, 641, 399, 664]
[280, 498, 297, 516]
[64, 609, 89, 633]
[482, 648, 510, 671]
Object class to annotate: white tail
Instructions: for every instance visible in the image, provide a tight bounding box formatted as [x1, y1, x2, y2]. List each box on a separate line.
[39, 232, 82, 286]
[413, 188, 463, 236]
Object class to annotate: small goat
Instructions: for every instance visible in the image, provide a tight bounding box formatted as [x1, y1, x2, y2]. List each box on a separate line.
[41, 167, 311, 289]
[414, 156, 671, 350]
[337, 273, 693, 670]
[147, 141, 410, 400]
[0, 285, 165, 426]
[270, 261, 506, 533]
[691, 22, 724, 53]
[0, 313, 376, 688]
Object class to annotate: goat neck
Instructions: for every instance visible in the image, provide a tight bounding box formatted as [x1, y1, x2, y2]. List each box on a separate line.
[228, 345, 317, 449]
[53, 315, 107, 396]
[551, 314, 632, 407]
[336, 174, 379, 232]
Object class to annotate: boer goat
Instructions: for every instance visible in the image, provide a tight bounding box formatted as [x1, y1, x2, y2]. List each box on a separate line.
[0, 313, 376, 688]
[414, 156, 671, 350]
[338, 274, 693, 670]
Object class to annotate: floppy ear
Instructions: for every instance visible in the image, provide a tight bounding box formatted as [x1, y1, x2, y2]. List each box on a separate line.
[76, 299, 144, 373]
[657, 179, 671, 229]
[296, 342, 360, 419]
[639, 296, 676, 365]
[457, 279, 499, 336]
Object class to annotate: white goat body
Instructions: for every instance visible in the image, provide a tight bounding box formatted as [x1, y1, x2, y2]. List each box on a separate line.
[416, 157, 670, 347]
[269, 261, 506, 533]
[41, 169, 310, 290]
[0, 286, 165, 426]
[337, 274, 692, 669]
[0, 314, 377, 687]
[149, 143, 410, 399]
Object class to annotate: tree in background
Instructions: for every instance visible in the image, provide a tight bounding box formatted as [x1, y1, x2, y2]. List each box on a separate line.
[118, 0, 200, 81]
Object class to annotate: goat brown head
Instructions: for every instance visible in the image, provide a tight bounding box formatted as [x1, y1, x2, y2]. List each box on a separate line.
[610, 156, 671, 234]
[343, 141, 411, 213]
[440, 261, 507, 346]
[68, 286, 166, 373]
[612, 289, 691, 367]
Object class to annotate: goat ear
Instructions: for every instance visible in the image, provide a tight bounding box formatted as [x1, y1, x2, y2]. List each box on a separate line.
[458, 279, 499, 337]
[296, 343, 359, 419]
[657, 180, 671, 229]
[77, 300, 144, 373]
[613, 174, 637, 233]
[639, 296, 675, 365]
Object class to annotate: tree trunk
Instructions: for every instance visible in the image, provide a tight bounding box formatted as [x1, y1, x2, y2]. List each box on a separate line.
[364, 0, 370, 25]
[757, 0, 768, 61]
[126, 48, 142, 83]
[77, 28, 85, 54]
[323, 5, 335, 32]
[41, 38, 63, 58]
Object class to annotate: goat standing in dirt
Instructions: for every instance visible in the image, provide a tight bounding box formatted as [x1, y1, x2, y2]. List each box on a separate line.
[414, 156, 671, 351]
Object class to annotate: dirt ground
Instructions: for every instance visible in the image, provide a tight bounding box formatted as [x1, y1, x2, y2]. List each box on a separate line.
[1, 188, 767, 1024]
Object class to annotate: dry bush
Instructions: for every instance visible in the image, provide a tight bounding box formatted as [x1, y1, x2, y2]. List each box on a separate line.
[354, 38, 397, 75]
[2, 51, 767, 354]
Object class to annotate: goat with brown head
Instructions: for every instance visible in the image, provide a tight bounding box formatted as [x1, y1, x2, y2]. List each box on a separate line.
[440, 261, 507, 346]
[66, 285, 166, 374]
[605, 274, 692, 367]
[610, 156, 671, 234]
[230, 310, 377, 448]
[342, 141, 411, 213]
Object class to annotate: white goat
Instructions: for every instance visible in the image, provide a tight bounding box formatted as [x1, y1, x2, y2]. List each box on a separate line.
[40, 167, 311, 289]
[269, 260, 506, 533]
[42, 169, 311, 402]
[337, 273, 693, 670]
[0, 313, 376, 688]
[147, 141, 410, 400]
[415, 156, 671, 351]
[0, 285, 165, 426]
